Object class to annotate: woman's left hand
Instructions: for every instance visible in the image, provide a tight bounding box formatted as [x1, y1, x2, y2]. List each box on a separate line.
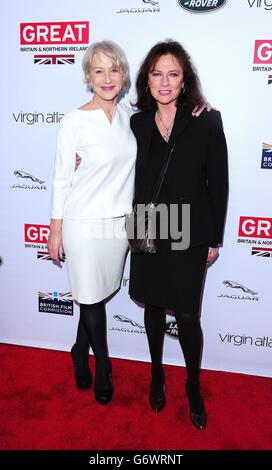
[207, 247, 219, 264]
[75, 153, 81, 170]
[192, 102, 211, 117]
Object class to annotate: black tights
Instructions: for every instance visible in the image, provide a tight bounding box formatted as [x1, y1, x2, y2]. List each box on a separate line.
[144, 303, 203, 386]
[75, 300, 111, 388]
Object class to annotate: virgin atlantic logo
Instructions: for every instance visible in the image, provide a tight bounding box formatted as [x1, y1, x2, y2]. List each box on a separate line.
[248, 0, 272, 10]
[177, 0, 228, 14]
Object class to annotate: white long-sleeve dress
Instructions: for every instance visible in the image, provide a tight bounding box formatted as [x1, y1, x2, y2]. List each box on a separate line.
[51, 103, 136, 303]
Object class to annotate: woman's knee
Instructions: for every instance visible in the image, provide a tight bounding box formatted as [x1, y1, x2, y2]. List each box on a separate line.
[175, 311, 200, 327]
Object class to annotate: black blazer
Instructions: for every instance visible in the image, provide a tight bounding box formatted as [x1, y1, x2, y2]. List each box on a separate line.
[130, 107, 229, 248]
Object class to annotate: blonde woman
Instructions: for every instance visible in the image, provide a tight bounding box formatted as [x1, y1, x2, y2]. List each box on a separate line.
[48, 41, 137, 405]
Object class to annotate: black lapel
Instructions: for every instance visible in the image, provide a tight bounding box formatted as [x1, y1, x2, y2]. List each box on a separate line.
[139, 109, 156, 165]
[168, 106, 193, 146]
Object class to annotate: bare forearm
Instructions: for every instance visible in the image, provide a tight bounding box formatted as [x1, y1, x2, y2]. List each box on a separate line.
[50, 219, 63, 232]
[48, 219, 64, 261]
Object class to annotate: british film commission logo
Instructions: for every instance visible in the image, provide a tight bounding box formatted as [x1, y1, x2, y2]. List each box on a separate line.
[261, 143, 272, 169]
[10, 170, 46, 190]
[219, 332, 272, 348]
[237, 216, 272, 257]
[248, 0, 272, 10]
[177, 0, 228, 14]
[20, 21, 89, 65]
[218, 280, 259, 301]
[110, 314, 146, 334]
[253, 39, 272, 83]
[38, 291, 73, 316]
[116, 0, 160, 14]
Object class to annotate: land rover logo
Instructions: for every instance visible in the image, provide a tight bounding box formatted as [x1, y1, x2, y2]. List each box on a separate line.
[165, 321, 179, 338]
[177, 0, 227, 14]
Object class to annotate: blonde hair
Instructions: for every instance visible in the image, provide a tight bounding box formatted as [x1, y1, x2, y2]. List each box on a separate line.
[82, 40, 129, 87]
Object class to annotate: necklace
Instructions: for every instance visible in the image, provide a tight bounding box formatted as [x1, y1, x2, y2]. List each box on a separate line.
[156, 111, 175, 142]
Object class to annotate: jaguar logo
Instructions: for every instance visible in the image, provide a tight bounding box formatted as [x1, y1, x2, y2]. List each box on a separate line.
[177, 0, 228, 14]
[116, 0, 160, 14]
[223, 280, 258, 296]
[113, 314, 144, 329]
[143, 0, 159, 5]
[14, 170, 45, 184]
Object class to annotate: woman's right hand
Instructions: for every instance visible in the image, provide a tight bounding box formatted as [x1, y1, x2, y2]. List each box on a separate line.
[48, 220, 64, 262]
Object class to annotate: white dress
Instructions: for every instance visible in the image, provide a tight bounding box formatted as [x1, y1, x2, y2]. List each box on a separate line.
[51, 103, 136, 303]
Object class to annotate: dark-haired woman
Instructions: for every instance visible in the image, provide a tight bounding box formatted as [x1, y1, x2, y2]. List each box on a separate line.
[129, 40, 228, 429]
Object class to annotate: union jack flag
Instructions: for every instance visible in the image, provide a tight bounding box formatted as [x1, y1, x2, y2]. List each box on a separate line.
[38, 291, 73, 302]
[34, 54, 75, 65]
[268, 75, 272, 85]
[37, 251, 52, 261]
[251, 247, 272, 257]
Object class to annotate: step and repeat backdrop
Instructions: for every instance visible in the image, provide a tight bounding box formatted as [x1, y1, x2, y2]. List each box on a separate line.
[1, 1, 271, 377]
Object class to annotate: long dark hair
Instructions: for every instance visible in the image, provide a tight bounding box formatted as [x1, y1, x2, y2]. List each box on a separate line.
[134, 39, 205, 111]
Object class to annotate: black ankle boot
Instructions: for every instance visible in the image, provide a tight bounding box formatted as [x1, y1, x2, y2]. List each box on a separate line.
[185, 382, 207, 430]
[149, 369, 166, 413]
[94, 359, 113, 405]
[71, 344, 92, 389]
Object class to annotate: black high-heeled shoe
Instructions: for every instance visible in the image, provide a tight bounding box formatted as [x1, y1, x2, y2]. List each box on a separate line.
[149, 382, 166, 412]
[94, 360, 113, 405]
[71, 344, 92, 389]
[149, 370, 166, 412]
[185, 382, 207, 430]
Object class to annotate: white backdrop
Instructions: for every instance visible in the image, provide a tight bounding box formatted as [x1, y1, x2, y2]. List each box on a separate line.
[1, 0, 271, 377]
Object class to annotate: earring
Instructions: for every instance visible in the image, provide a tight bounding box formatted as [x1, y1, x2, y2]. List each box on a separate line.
[145, 85, 149, 93]
[182, 85, 185, 95]
[87, 79, 93, 92]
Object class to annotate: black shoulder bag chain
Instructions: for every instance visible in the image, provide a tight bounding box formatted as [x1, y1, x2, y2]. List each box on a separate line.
[125, 142, 176, 254]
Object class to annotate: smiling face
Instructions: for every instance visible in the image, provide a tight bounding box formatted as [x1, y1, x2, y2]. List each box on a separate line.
[148, 53, 184, 106]
[88, 52, 123, 102]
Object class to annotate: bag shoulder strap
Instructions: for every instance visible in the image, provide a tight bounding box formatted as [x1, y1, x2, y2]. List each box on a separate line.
[151, 142, 176, 205]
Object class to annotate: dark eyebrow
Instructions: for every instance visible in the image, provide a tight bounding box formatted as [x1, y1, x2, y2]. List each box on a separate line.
[151, 68, 180, 73]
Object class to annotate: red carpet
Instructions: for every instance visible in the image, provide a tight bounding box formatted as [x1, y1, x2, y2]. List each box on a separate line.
[0, 343, 271, 450]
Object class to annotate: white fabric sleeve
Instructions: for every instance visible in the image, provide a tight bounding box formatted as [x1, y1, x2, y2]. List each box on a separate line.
[121, 103, 135, 118]
[51, 116, 76, 219]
